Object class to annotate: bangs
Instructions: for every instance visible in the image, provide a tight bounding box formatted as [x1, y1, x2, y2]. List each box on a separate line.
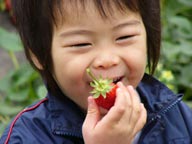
[52, 0, 139, 26]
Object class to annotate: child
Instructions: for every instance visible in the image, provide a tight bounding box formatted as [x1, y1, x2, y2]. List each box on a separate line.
[1, 0, 192, 143]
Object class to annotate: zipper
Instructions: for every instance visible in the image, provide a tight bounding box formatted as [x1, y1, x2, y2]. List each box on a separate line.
[159, 96, 182, 115]
[138, 95, 182, 143]
[53, 130, 83, 139]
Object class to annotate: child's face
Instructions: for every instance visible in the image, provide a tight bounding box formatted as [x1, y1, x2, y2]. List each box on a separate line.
[51, 2, 147, 111]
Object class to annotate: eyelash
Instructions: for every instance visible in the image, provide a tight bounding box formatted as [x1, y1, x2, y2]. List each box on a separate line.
[116, 35, 134, 41]
[70, 43, 91, 48]
[67, 35, 135, 48]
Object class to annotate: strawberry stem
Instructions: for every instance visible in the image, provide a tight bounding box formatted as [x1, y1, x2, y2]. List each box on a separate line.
[86, 68, 113, 99]
[86, 68, 101, 86]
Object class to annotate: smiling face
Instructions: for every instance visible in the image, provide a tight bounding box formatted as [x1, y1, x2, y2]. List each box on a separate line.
[51, 1, 147, 110]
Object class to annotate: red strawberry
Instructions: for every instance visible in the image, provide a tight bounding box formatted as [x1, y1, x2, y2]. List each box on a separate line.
[86, 68, 118, 110]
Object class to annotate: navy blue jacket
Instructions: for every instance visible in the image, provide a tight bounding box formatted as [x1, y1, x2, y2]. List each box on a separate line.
[1, 74, 192, 144]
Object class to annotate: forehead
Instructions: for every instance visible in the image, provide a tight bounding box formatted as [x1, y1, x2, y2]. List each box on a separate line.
[53, 0, 139, 26]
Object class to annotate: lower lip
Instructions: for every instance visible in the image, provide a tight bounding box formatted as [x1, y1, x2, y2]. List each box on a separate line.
[114, 76, 124, 84]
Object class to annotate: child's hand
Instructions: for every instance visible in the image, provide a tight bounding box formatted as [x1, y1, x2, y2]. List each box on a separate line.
[82, 82, 147, 144]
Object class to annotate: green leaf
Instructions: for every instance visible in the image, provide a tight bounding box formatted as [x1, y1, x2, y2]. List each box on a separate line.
[7, 88, 30, 102]
[0, 115, 11, 136]
[13, 67, 34, 87]
[0, 0, 6, 11]
[0, 102, 23, 116]
[184, 101, 192, 108]
[170, 16, 192, 33]
[178, 0, 192, 7]
[179, 41, 192, 56]
[0, 70, 15, 92]
[0, 27, 23, 52]
[9, 64, 37, 88]
[161, 41, 180, 59]
[37, 85, 47, 99]
[179, 64, 192, 88]
[162, 0, 185, 16]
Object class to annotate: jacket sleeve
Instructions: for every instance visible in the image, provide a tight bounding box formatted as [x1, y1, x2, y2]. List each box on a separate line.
[0, 122, 80, 144]
[0, 123, 27, 144]
[0, 119, 44, 144]
[0, 117, 84, 144]
[179, 101, 192, 136]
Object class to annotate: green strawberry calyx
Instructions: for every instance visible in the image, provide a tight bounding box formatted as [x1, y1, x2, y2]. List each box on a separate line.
[86, 68, 113, 99]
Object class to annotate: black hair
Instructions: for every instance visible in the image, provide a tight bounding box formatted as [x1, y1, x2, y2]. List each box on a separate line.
[11, 0, 161, 94]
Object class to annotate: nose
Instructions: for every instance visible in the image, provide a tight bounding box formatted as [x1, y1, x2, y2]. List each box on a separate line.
[92, 51, 120, 69]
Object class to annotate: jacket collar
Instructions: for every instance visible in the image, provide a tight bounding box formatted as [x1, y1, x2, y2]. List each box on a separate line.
[137, 74, 182, 113]
[47, 93, 85, 138]
[136, 74, 183, 142]
[46, 73, 182, 138]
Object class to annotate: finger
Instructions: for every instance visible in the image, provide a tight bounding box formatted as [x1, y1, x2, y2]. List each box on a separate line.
[132, 103, 147, 135]
[127, 85, 141, 124]
[83, 96, 101, 131]
[117, 82, 132, 106]
[103, 82, 131, 125]
[115, 82, 130, 107]
[103, 87, 126, 123]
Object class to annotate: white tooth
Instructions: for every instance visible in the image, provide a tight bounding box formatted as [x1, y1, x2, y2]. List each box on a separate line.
[113, 78, 117, 82]
[113, 77, 119, 82]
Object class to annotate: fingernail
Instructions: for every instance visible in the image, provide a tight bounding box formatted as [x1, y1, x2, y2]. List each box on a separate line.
[116, 87, 121, 93]
[87, 96, 94, 107]
[117, 81, 123, 87]
[127, 85, 133, 90]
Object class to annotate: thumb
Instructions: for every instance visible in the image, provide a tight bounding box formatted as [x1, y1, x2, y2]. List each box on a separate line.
[83, 96, 100, 130]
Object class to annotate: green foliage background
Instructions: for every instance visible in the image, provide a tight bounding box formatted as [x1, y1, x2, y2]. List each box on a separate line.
[0, 0, 192, 136]
[159, 0, 192, 100]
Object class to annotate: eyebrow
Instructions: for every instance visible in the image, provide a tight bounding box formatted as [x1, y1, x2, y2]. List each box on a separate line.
[59, 29, 93, 38]
[59, 20, 141, 37]
[113, 20, 141, 30]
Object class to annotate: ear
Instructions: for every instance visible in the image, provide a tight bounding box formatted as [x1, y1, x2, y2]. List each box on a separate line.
[30, 51, 43, 70]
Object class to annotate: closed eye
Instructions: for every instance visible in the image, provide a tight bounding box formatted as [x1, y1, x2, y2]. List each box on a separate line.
[116, 35, 134, 41]
[71, 43, 91, 48]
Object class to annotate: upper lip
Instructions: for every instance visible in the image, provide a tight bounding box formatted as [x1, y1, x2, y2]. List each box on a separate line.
[88, 75, 124, 85]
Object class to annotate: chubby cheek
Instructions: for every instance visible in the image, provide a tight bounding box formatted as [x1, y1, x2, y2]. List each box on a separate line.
[125, 51, 147, 88]
[61, 77, 89, 110]
[52, 56, 90, 110]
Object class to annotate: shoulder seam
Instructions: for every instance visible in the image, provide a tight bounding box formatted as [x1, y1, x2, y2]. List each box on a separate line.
[4, 98, 48, 144]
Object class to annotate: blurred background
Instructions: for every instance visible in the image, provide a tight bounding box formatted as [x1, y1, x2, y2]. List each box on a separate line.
[0, 0, 192, 135]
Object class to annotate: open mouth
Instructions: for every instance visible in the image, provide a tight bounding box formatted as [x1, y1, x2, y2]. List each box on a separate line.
[113, 76, 124, 84]
[87, 76, 124, 85]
